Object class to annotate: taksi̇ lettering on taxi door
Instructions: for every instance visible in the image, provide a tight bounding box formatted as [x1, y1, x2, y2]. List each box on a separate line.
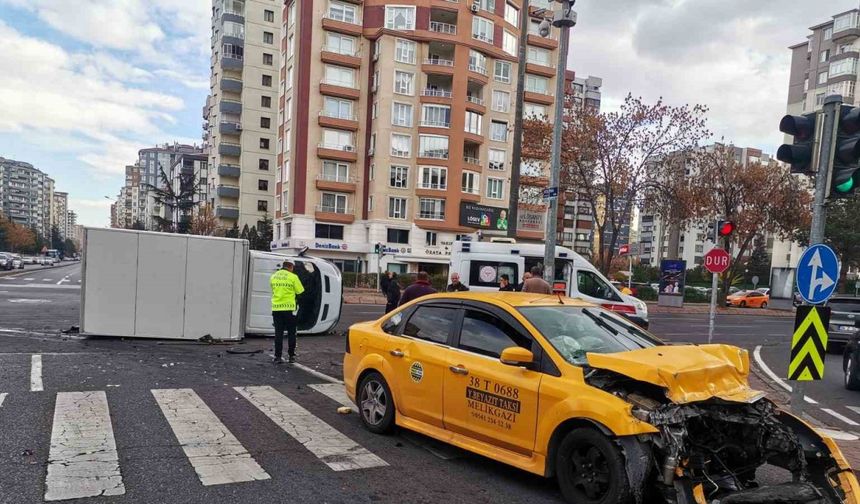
[466, 375, 521, 430]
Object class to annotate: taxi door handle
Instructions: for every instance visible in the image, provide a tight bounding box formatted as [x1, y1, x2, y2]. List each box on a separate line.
[390, 349, 404, 357]
[449, 365, 469, 376]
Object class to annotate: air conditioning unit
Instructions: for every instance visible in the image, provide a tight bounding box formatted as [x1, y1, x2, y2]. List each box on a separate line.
[235, 124, 242, 130]
[470, 4, 479, 13]
[343, 145, 355, 152]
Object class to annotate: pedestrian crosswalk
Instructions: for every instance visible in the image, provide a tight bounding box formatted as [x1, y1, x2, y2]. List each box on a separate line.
[0, 382, 385, 502]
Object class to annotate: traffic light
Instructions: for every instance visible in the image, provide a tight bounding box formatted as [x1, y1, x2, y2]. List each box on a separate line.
[777, 112, 818, 174]
[830, 105, 860, 198]
[717, 220, 735, 238]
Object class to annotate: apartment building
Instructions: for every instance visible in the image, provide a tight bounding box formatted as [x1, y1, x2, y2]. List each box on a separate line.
[52, 191, 69, 238]
[0, 157, 54, 238]
[272, 0, 563, 274]
[788, 8, 860, 116]
[137, 144, 205, 230]
[115, 165, 144, 229]
[205, 0, 280, 230]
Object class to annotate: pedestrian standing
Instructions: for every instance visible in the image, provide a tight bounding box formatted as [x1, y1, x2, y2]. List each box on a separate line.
[446, 272, 470, 292]
[399, 271, 437, 306]
[499, 274, 516, 291]
[521, 266, 552, 294]
[517, 272, 532, 292]
[270, 260, 305, 364]
[385, 272, 401, 313]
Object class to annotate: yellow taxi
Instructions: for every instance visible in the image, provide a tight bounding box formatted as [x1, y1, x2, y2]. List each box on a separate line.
[344, 292, 860, 503]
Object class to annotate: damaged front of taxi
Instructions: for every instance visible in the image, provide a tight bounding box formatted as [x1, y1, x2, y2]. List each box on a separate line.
[584, 344, 860, 504]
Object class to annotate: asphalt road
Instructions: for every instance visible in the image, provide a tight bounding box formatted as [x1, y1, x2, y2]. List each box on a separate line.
[0, 281, 855, 503]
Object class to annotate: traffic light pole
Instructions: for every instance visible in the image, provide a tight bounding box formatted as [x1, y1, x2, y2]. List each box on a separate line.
[708, 218, 719, 345]
[790, 94, 841, 416]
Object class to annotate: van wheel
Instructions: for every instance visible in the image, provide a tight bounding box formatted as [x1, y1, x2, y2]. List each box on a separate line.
[556, 428, 631, 504]
[358, 372, 395, 434]
[846, 354, 860, 390]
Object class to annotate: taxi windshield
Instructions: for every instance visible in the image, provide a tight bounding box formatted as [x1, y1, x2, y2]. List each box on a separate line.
[517, 306, 663, 365]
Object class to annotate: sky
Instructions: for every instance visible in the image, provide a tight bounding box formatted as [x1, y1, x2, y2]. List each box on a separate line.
[0, 0, 855, 227]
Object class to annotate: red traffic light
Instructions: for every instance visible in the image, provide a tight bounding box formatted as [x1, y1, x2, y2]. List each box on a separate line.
[717, 221, 735, 237]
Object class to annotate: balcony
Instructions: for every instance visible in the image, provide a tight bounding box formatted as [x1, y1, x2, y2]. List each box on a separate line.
[315, 205, 355, 224]
[318, 111, 359, 131]
[429, 21, 457, 35]
[468, 63, 488, 76]
[420, 119, 450, 129]
[526, 62, 556, 78]
[217, 185, 240, 199]
[834, 27, 860, 42]
[215, 205, 240, 220]
[528, 34, 558, 50]
[422, 56, 455, 76]
[315, 173, 357, 193]
[463, 156, 481, 167]
[322, 12, 363, 36]
[319, 81, 360, 100]
[524, 89, 554, 105]
[321, 47, 361, 68]
[219, 121, 242, 135]
[220, 77, 243, 93]
[220, 99, 242, 115]
[317, 143, 358, 162]
[219, 142, 241, 157]
[221, 6, 244, 23]
[218, 164, 240, 178]
[221, 53, 243, 71]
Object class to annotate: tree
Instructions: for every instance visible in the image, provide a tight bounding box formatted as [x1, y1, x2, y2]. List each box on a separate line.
[131, 220, 146, 231]
[526, 94, 710, 273]
[745, 241, 771, 287]
[190, 205, 219, 236]
[64, 238, 78, 257]
[6, 224, 35, 253]
[794, 196, 860, 293]
[239, 224, 250, 241]
[144, 162, 201, 233]
[225, 224, 240, 238]
[694, 144, 812, 303]
[50, 225, 63, 250]
[255, 214, 273, 252]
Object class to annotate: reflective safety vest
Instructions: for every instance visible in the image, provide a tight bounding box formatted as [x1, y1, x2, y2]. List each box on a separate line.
[270, 269, 305, 311]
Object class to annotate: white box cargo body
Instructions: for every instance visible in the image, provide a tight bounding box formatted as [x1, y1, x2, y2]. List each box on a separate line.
[80, 228, 248, 341]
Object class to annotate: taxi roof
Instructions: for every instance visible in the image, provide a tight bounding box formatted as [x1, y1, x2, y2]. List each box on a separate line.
[415, 291, 596, 309]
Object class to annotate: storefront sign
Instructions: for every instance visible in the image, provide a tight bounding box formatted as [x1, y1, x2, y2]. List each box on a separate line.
[423, 248, 446, 256]
[314, 242, 348, 251]
[459, 202, 509, 231]
[517, 209, 546, 233]
[383, 245, 412, 255]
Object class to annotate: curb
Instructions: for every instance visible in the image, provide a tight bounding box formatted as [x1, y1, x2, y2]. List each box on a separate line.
[0, 261, 79, 278]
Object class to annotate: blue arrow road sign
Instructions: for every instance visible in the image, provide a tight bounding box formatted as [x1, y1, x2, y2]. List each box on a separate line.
[796, 244, 839, 305]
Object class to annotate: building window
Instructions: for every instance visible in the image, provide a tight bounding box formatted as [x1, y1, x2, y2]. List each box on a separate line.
[419, 166, 448, 190]
[390, 165, 409, 188]
[490, 121, 508, 142]
[385, 6, 416, 30]
[371, 101, 378, 119]
[324, 65, 356, 87]
[328, 1, 358, 24]
[426, 231, 437, 247]
[260, 138, 270, 149]
[418, 198, 446, 220]
[388, 197, 408, 219]
[526, 74, 550, 94]
[283, 129, 290, 151]
[322, 161, 350, 182]
[824, 26, 833, 40]
[525, 103, 547, 117]
[263, 31, 273, 44]
[488, 149, 506, 170]
[264, 9, 274, 22]
[323, 96, 354, 120]
[494, 61, 512, 83]
[469, 50, 487, 73]
[369, 133, 376, 154]
[321, 192, 348, 213]
[316, 224, 344, 240]
[263, 53, 273, 65]
[259, 159, 269, 171]
[476, 0, 496, 11]
[394, 70, 414, 95]
[224, 21, 245, 39]
[258, 200, 268, 212]
[282, 159, 289, 181]
[464, 111, 483, 135]
[325, 32, 356, 56]
[502, 31, 517, 56]
[261, 95, 272, 108]
[286, 66, 293, 88]
[391, 133, 412, 158]
[260, 117, 271, 129]
[418, 135, 449, 159]
[486, 178, 504, 199]
[391, 102, 414, 127]
[504, 3, 519, 26]
[387, 228, 410, 243]
[834, 12, 859, 34]
[322, 129, 354, 151]
[820, 49, 830, 63]
[492, 90, 510, 112]
[830, 58, 858, 78]
[528, 46, 551, 66]
[395, 39, 417, 64]
[462, 171, 480, 194]
[472, 17, 494, 43]
[262, 74, 272, 87]
[368, 195, 374, 212]
[421, 104, 451, 128]
[259, 179, 269, 191]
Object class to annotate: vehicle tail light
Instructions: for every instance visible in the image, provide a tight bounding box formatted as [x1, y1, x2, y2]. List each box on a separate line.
[602, 303, 637, 315]
[553, 282, 567, 293]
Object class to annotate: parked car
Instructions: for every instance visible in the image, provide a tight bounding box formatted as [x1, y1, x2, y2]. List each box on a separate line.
[23, 256, 37, 265]
[726, 290, 770, 308]
[10, 254, 23, 269]
[755, 287, 771, 296]
[828, 297, 860, 355]
[0, 253, 13, 271]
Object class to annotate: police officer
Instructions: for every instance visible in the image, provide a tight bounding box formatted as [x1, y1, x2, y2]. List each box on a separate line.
[271, 259, 305, 364]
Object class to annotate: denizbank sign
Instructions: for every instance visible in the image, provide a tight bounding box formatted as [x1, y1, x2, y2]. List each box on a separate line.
[459, 202, 509, 231]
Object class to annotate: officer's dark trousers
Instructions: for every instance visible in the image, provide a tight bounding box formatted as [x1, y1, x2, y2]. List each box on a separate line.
[272, 311, 298, 359]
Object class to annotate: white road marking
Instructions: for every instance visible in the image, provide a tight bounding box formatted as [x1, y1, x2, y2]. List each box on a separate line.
[236, 386, 387, 471]
[8, 299, 51, 304]
[44, 391, 125, 501]
[57, 276, 69, 285]
[817, 427, 860, 441]
[152, 388, 270, 486]
[292, 363, 343, 384]
[42, 278, 52, 282]
[752, 346, 817, 404]
[821, 408, 860, 427]
[308, 383, 354, 409]
[846, 406, 860, 417]
[30, 354, 43, 392]
[24, 278, 34, 281]
[0, 393, 6, 407]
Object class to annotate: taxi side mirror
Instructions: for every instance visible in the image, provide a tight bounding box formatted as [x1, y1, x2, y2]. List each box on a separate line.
[500, 347, 534, 367]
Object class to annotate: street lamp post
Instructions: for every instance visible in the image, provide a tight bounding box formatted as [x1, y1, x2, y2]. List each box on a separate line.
[542, 1, 577, 282]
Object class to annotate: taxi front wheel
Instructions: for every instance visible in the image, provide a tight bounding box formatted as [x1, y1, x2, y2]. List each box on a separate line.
[556, 429, 631, 504]
[358, 372, 395, 434]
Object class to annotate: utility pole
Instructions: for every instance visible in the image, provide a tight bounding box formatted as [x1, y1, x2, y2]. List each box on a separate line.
[789, 94, 841, 416]
[542, 0, 575, 281]
[507, 0, 530, 239]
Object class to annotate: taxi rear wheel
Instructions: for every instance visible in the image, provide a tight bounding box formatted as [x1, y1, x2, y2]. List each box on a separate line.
[358, 372, 395, 434]
[556, 428, 631, 504]
[739, 301, 747, 308]
[760, 301, 767, 309]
